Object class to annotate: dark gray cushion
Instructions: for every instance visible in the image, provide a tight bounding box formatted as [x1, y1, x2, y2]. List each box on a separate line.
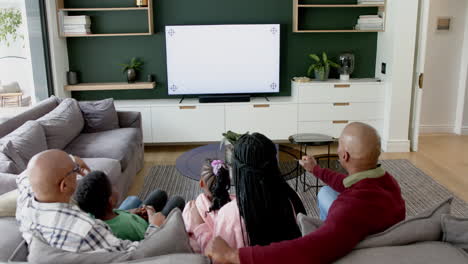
[27, 209, 192, 264]
[0, 96, 59, 138]
[79, 99, 119, 133]
[0, 120, 47, 171]
[37, 98, 84, 149]
[355, 198, 452, 249]
[0, 172, 17, 195]
[0, 217, 23, 262]
[442, 214, 468, 252]
[335, 242, 468, 264]
[65, 128, 141, 171]
[8, 240, 28, 262]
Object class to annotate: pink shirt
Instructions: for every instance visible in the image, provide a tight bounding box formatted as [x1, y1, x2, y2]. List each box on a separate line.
[182, 193, 246, 253]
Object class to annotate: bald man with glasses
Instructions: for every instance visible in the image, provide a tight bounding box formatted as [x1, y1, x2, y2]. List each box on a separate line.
[16, 149, 165, 253]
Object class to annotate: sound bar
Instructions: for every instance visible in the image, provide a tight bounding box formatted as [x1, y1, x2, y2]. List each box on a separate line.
[199, 95, 251, 103]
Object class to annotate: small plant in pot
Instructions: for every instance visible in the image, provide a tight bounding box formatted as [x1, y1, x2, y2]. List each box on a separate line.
[307, 52, 340, 81]
[121, 57, 144, 83]
[221, 130, 248, 178]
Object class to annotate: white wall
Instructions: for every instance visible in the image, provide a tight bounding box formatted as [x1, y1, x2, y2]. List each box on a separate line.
[376, 0, 419, 152]
[419, 0, 467, 134]
[0, 0, 35, 104]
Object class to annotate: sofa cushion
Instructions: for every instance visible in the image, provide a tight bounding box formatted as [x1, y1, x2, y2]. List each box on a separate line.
[0, 120, 47, 171]
[121, 254, 210, 264]
[335, 241, 468, 264]
[37, 98, 84, 149]
[0, 189, 19, 217]
[79, 158, 125, 199]
[65, 128, 141, 171]
[441, 214, 468, 253]
[0, 143, 21, 174]
[0, 217, 23, 262]
[79, 98, 120, 133]
[298, 198, 452, 249]
[27, 209, 192, 264]
[0, 172, 17, 195]
[0, 96, 59, 139]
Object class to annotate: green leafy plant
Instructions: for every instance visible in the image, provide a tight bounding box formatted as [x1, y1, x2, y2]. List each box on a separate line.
[0, 8, 24, 47]
[307, 52, 340, 81]
[221, 130, 247, 145]
[120, 57, 144, 73]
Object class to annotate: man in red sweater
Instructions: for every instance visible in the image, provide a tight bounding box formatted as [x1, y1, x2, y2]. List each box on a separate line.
[205, 122, 406, 264]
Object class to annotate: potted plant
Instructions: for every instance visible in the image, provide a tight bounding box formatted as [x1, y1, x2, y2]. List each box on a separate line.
[121, 57, 144, 83]
[307, 52, 340, 81]
[0, 8, 24, 47]
[221, 130, 247, 177]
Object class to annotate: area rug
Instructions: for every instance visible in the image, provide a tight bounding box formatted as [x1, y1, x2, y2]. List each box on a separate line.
[138, 159, 468, 218]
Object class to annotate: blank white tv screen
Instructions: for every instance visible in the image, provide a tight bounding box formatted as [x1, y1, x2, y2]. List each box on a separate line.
[165, 24, 280, 95]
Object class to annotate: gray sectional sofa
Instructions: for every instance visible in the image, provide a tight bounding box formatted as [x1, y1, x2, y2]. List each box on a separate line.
[0, 96, 144, 262]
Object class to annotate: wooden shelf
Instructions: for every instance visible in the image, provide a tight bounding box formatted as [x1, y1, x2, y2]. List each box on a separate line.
[293, 0, 386, 33]
[65, 82, 156, 91]
[63, 33, 152, 37]
[56, 0, 154, 37]
[60, 7, 149, 12]
[298, 4, 385, 8]
[295, 29, 384, 33]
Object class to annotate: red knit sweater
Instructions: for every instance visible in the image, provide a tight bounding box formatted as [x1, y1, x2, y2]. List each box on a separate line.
[239, 165, 406, 264]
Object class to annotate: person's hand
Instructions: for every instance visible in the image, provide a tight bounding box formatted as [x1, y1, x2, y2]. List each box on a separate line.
[190, 201, 204, 226]
[73, 156, 91, 176]
[205, 237, 240, 264]
[299, 155, 317, 172]
[146, 206, 166, 227]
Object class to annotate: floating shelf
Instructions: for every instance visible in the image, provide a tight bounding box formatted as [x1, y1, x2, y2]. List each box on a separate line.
[60, 7, 149, 12]
[293, 0, 386, 33]
[55, 0, 154, 37]
[298, 4, 385, 8]
[65, 82, 156, 91]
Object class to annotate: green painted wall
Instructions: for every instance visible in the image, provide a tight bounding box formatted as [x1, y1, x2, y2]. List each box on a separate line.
[67, 0, 378, 100]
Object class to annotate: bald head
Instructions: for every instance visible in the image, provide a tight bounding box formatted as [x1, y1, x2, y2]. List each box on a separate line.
[339, 122, 381, 168]
[28, 150, 76, 202]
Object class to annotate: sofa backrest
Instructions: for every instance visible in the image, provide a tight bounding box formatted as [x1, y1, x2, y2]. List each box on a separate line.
[0, 96, 59, 138]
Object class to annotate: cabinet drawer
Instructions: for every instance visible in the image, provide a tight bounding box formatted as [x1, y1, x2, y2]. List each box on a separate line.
[298, 120, 383, 138]
[115, 106, 153, 143]
[151, 105, 225, 143]
[297, 83, 384, 103]
[298, 102, 383, 121]
[225, 104, 297, 140]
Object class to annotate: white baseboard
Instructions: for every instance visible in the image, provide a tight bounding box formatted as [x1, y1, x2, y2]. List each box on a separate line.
[382, 140, 411, 153]
[419, 125, 455, 134]
[462, 126, 468, 135]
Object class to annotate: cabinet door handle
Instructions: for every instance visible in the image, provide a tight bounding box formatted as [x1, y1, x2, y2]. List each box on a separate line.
[334, 84, 350, 88]
[333, 102, 350, 106]
[179, 106, 197, 110]
[333, 120, 349, 124]
[253, 104, 270, 108]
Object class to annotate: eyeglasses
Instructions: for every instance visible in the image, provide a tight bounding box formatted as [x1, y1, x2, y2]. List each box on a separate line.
[64, 162, 81, 179]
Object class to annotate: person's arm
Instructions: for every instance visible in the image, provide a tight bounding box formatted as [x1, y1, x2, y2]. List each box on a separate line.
[300, 155, 347, 193]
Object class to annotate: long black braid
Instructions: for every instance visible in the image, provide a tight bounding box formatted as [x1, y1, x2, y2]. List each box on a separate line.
[233, 133, 304, 246]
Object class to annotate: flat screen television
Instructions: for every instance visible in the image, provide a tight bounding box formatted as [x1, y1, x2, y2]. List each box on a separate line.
[165, 24, 280, 96]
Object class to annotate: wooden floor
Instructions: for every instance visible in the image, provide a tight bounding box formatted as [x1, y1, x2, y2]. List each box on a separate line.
[128, 134, 468, 202]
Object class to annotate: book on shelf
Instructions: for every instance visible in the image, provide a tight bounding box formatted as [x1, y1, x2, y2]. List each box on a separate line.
[63, 15, 91, 25]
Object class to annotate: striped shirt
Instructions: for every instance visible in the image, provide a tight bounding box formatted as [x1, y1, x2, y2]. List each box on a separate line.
[15, 172, 152, 253]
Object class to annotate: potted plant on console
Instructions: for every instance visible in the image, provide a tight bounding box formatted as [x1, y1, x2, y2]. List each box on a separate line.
[307, 52, 340, 81]
[121, 57, 144, 83]
[221, 130, 247, 177]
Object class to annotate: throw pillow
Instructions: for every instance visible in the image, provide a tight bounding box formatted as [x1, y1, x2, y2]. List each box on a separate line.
[78, 98, 120, 133]
[0, 121, 47, 171]
[441, 214, 468, 252]
[0, 144, 21, 174]
[0, 172, 18, 195]
[0, 189, 19, 217]
[355, 197, 452, 249]
[37, 98, 84, 149]
[123, 254, 210, 264]
[298, 198, 452, 249]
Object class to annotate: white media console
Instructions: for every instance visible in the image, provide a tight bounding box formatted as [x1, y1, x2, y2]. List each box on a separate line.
[114, 78, 385, 145]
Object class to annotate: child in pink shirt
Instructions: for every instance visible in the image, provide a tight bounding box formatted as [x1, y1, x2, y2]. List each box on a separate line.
[183, 160, 246, 253]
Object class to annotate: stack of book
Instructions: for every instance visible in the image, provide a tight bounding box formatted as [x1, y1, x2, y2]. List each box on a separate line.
[63, 15, 91, 35]
[355, 15, 384, 30]
[357, 0, 385, 5]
